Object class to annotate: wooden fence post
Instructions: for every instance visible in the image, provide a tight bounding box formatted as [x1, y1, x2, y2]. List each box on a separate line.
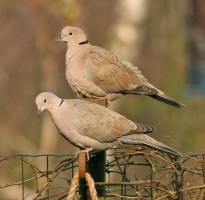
[79, 98, 107, 199]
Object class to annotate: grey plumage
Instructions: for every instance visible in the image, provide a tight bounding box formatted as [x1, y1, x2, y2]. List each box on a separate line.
[57, 26, 185, 108]
[35, 92, 180, 156]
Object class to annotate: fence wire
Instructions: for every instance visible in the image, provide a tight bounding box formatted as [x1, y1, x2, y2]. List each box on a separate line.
[1, 147, 205, 199]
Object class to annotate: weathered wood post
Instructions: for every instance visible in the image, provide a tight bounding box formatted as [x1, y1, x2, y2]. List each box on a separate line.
[79, 151, 88, 199]
[78, 99, 107, 199]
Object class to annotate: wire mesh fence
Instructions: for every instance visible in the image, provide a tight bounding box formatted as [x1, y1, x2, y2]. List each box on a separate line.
[1, 147, 205, 199]
[0, 154, 77, 199]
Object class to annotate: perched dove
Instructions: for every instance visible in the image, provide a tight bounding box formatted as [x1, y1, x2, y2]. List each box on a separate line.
[57, 26, 185, 108]
[35, 92, 180, 156]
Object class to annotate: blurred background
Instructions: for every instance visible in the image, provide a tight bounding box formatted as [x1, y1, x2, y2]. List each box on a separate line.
[0, 0, 204, 157]
[2, 0, 205, 199]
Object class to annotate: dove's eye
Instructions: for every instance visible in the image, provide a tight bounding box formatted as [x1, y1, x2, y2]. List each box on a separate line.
[44, 99, 47, 103]
[69, 32, 72, 36]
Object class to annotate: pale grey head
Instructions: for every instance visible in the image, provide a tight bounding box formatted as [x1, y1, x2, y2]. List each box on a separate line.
[56, 26, 88, 45]
[35, 92, 62, 115]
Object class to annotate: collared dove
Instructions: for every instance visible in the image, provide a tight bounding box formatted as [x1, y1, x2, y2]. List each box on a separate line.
[35, 92, 180, 156]
[57, 26, 185, 108]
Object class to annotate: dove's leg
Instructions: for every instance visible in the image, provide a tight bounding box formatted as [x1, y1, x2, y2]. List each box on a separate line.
[91, 95, 108, 100]
[91, 93, 122, 101]
[80, 147, 94, 160]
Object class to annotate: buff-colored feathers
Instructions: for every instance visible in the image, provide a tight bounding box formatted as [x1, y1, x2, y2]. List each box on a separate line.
[57, 26, 185, 108]
[35, 92, 180, 156]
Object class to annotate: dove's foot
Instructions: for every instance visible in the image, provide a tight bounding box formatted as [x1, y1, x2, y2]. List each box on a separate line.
[91, 93, 122, 101]
[81, 147, 94, 161]
[91, 95, 108, 100]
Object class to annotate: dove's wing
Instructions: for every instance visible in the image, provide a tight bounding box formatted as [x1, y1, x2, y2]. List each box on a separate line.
[84, 46, 185, 107]
[84, 46, 155, 95]
[72, 100, 154, 143]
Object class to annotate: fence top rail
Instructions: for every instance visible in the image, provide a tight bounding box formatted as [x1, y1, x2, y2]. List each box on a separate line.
[0, 154, 75, 158]
[1, 151, 205, 157]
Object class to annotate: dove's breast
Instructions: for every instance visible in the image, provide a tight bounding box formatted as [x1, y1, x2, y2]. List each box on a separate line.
[65, 55, 107, 98]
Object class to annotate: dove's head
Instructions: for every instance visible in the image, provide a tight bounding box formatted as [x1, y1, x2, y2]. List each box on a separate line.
[35, 92, 62, 115]
[57, 26, 88, 46]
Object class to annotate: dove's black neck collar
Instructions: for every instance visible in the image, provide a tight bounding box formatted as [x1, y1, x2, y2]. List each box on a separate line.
[78, 40, 88, 45]
[58, 99, 64, 107]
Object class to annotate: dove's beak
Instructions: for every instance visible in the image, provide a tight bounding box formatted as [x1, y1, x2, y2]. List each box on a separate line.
[37, 109, 42, 116]
[56, 37, 63, 42]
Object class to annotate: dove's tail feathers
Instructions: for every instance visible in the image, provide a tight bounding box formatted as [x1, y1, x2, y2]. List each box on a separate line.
[119, 135, 182, 157]
[150, 93, 186, 108]
[132, 123, 155, 134]
[141, 141, 182, 157]
[120, 85, 186, 108]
